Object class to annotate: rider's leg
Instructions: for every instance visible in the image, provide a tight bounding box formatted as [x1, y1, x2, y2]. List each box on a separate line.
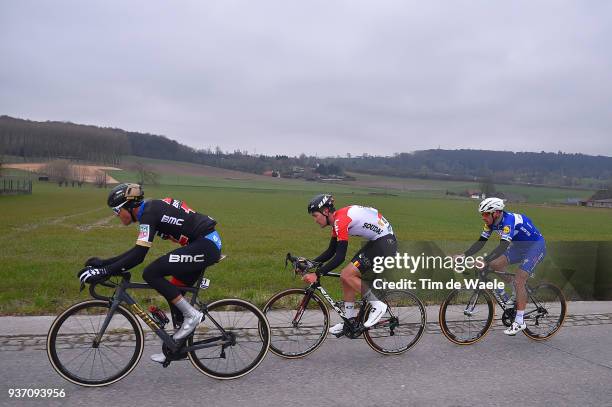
[488, 255, 511, 301]
[504, 240, 545, 335]
[340, 262, 361, 303]
[142, 238, 220, 342]
[329, 263, 363, 334]
[513, 269, 529, 322]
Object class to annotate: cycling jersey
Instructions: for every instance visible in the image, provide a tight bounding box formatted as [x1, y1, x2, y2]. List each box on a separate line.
[331, 206, 394, 241]
[135, 198, 217, 247]
[481, 212, 543, 242]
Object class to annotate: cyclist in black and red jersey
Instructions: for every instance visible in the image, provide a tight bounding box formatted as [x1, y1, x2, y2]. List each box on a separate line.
[303, 194, 397, 334]
[77, 183, 221, 362]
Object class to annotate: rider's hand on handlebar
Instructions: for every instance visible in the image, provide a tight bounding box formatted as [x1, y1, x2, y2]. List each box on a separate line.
[77, 266, 110, 284]
[302, 273, 317, 284]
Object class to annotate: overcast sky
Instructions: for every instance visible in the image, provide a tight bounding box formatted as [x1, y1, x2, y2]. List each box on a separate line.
[1, 1, 611, 157]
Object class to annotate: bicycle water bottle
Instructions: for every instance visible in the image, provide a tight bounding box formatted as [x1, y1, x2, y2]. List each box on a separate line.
[148, 306, 170, 328]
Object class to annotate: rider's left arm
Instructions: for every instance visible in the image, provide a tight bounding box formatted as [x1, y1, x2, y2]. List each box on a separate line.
[483, 239, 511, 263]
[316, 240, 348, 275]
[104, 245, 150, 275]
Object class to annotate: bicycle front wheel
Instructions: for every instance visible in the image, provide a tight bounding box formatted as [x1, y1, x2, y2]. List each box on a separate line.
[523, 283, 566, 341]
[188, 299, 270, 379]
[363, 290, 426, 355]
[262, 288, 329, 358]
[439, 289, 495, 345]
[47, 300, 144, 387]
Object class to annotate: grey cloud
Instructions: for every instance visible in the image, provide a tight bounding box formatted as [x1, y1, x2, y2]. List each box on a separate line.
[1, 0, 611, 156]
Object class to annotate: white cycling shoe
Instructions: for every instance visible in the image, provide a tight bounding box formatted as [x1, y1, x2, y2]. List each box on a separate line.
[329, 322, 344, 335]
[151, 353, 166, 363]
[364, 301, 387, 328]
[173, 310, 203, 340]
[504, 321, 526, 335]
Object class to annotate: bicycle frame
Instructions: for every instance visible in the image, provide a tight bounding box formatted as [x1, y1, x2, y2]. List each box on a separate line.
[89, 273, 233, 354]
[296, 272, 394, 332]
[463, 269, 548, 322]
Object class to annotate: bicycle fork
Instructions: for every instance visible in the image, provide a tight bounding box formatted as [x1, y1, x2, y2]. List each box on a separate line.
[463, 290, 481, 317]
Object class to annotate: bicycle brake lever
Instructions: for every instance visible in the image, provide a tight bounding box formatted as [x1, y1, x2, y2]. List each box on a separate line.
[79, 282, 85, 292]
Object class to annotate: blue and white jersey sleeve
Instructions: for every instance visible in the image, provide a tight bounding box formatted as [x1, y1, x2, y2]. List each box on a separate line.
[481, 224, 492, 239]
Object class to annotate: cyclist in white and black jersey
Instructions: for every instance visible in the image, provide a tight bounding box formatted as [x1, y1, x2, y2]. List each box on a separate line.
[303, 194, 397, 334]
[77, 183, 222, 362]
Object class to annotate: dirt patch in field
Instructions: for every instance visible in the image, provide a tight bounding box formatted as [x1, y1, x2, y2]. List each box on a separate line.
[4, 163, 121, 184]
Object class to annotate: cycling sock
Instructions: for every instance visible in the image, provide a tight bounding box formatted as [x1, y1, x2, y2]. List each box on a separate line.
[515, 310, 525, 324]
[344, 302, 356, 319]
[363, 289, 379, 303]
[174, 297, 198, 317]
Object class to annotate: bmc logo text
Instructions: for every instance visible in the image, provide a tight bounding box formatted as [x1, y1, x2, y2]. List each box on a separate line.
[363, 223, 383, 234]
[161, 215, 184, 226]
[169, 254, 205, 263]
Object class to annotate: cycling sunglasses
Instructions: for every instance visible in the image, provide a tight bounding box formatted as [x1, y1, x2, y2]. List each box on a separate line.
[112, 201, 127, 215]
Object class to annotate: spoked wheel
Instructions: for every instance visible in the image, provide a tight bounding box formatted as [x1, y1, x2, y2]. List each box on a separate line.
[363, 290, 426, 355]
[522, 283, 566, 341]
[188, 299, 270, 379]
[47, 300, 143, 387]
[439, 289, 495, 345]
[262, 288, 329, 358]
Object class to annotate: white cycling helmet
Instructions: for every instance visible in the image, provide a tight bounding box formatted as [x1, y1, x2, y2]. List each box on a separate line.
[478, 197, 505, 213]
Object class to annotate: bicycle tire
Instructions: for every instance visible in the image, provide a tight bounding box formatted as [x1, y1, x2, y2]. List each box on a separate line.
[439, 289, 495, 345]
[47, 300, 143, 387]
[262, 288, 329, 358]
[363, 290, 427, 355]
[188, 298, 270, 379]
[522, 283, 567, 341]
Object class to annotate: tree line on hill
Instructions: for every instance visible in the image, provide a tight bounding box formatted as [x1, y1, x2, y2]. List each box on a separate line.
[1, 115, 611, 188]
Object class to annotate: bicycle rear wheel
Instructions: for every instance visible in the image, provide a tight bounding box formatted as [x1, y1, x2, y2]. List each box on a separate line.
[188, 299, 270, 379]
[363, 290, 426, 355]
[439, 289, 495, 345]
[47, 300, 143, 387]
[522, 283, 566, 340]
[262, 288, 329, 358]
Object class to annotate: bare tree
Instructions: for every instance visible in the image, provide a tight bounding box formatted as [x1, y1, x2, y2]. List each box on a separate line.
[134, 161, 160, 186]
[42, 160, 72, 186]
[94, 171, 107, 188]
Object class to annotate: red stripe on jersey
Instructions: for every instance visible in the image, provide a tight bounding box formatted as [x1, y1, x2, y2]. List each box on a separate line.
[331, 206, 352, 241]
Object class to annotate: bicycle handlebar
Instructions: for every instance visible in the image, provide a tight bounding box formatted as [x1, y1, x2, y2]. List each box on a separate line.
[285, 253, 322, 276]
[87, 273, 130, 301]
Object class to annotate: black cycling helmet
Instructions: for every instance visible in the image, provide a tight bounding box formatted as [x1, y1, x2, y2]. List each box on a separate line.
[107, 183, 144, 209]
[307, 194, 335, 214]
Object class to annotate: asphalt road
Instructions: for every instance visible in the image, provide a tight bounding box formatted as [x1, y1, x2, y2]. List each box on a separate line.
[1, 311, 611, 407]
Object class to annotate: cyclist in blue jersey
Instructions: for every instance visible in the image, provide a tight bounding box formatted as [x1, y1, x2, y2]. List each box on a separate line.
[462, 197, 546, 335]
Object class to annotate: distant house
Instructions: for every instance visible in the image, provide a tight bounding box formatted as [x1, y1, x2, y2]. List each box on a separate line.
[466, 190, 484, 199]
[580, 198, 612, 209]
[579, 190, 612, 208]
[263, 170, 281, 178]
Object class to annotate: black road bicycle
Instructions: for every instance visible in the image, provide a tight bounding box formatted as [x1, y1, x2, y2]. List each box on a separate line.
[439, 267, 566, 345]
[47, 260, 270, 387]
[261, 253, 426, 358]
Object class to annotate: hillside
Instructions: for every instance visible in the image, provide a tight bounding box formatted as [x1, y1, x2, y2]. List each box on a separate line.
[1, 115, 611, 189]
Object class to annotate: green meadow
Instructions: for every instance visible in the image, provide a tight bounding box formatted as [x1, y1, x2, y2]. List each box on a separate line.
[1, 165, 611, 314]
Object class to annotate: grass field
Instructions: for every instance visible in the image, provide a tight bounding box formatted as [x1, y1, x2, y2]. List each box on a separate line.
[1, 162, 611, 315]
